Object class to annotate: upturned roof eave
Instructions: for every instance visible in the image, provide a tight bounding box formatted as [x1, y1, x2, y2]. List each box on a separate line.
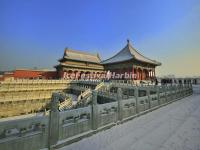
[101, 57, 161, 66]
[101, 42, 161, 66]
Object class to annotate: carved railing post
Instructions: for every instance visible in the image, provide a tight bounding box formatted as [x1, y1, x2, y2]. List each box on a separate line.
[174, 85, 177, 99]
[146, 87, 151, 109]
[164, 85, 167, 103]
[177, 84, 180, 98]
[91, 91, 98, 130]
[134, 87, 139, 114]
[180, 84, 183, 97]
[157, 86, 160, 105]
[170, 85, 173, 101]
[179, 84, 182, 98]
[49, 93, 60, 149]
[117, 87, 123, 121]
[190, 82, 193, 94]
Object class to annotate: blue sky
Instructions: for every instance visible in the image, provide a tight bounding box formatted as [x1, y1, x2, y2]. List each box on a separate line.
[0, 0, 200, 76]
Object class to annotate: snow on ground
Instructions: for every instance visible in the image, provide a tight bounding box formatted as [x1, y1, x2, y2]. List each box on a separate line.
[59, 85, 200, 150]
[65, 93, 78, 105]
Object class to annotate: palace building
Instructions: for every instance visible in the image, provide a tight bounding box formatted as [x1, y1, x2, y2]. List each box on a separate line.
[55, 40, 161, 80]
[55, 48, 105, 79]
[101, 40, 161, 80]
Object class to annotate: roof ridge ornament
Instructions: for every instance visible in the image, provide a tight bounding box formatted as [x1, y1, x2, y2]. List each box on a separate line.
[97, 52, 101, 59]
[127, 39, 130, 45]
[64, 47, 68, 56]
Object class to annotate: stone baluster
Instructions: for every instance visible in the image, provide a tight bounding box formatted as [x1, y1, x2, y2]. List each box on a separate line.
[146, 87, 151, 109]
[176, 84, 179, 99]
[180, 84, 183, 97]
[190, 82, 193, 94]
[49, 93, 60, 148]
[134, 87, 139, 114]
[157, 86, 160, 105]
[127, 89, 130, 99]
[170, 85, 173, 100]
[91, 91, 98, 130]
[164, 85, 167, 103]
[117, 88, 123, 121]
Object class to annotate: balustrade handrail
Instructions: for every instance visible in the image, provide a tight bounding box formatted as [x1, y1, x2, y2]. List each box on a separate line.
[0, 83, 193, 150]
[59, 97, 73, 111]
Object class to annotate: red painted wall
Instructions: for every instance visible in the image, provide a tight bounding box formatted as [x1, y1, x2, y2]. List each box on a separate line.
[1, 70, 58, 80]
[13, 70, 41, 79]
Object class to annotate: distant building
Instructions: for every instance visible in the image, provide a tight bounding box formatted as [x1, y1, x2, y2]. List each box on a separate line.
[0, 69, 57, 81]
[158, 76, 200, 85]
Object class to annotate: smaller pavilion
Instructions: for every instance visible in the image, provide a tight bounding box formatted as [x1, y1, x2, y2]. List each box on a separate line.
[55, 48, 104, 79]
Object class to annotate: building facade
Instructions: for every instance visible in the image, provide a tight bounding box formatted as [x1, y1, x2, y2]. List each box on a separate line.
[101, 40, 161, 80]
[55, 48, 105, 79]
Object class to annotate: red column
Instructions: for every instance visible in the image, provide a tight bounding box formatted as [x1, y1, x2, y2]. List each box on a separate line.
[149, 69, 152, 79]
[62, 71, 66, 79]
[149, 70, 151, 80]
[122, 68, 124, 80]
[119, 69, 121, 79]
[132, 65, 134, 80]
[141, 69, 143, 80]
[143, 69, 145, 80]
[147, 70, 149, 80]
[127, 67, 130, 80]
[68, 70, 71, 79]
[153, 69, 155, 78]
[136, 68, 138, 80]
[137, 68, 139, 80]
[143, 70, 145, 80]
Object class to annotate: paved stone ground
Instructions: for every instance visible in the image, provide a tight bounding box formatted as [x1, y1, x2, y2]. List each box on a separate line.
[59, 86, 200, 150]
